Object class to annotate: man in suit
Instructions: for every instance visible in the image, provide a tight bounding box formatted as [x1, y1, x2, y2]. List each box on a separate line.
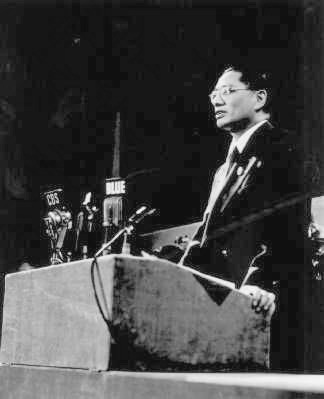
[181, 64, 311, 370]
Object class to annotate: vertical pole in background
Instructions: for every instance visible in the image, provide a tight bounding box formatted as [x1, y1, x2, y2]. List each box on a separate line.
[112, 111, 121, 178]
[102, 112, 128, 253]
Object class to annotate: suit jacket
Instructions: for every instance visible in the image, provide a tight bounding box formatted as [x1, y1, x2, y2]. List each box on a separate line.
[183, 121, 311, 290]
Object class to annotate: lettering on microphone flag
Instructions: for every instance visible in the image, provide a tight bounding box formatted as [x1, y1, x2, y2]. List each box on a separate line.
[105, 178, 126, 196]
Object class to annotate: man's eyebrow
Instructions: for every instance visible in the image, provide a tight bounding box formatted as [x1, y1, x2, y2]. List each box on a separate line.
[212, 84, 231, 90]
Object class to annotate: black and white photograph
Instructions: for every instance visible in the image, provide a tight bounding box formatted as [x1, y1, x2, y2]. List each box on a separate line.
[0, 0, 323, 397]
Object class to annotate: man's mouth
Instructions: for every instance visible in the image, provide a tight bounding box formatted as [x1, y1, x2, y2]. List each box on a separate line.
[215, 111, 226, 119]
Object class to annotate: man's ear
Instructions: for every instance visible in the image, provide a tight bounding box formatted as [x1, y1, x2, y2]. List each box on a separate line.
[254, 89, 267, 111]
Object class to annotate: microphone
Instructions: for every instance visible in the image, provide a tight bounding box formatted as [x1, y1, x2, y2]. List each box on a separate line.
[83, 192, 92, 206]
[126, 206, 156, 229]
[132, 208, 156, 225]
[128, 206, 147, 223]
[103, 198, 113, 227]
[42, 188, 73, 264]
[76, 211, 84, 232]
[75, 192, 99, 254]
[102, 196, 122, 227]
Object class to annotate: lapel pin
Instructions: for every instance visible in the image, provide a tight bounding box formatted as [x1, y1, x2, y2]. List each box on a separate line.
[237, 166, 244, 176]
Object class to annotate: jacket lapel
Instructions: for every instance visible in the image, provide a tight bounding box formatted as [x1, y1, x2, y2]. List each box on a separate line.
[200, 121, 279, 245]
[237, 120, 274, 161]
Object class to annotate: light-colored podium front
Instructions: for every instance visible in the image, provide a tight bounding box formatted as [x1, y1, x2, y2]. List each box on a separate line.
[0, 255, 271, 371]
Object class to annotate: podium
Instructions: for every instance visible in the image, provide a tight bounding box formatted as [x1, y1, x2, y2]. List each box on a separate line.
[0, 255, 271, 371]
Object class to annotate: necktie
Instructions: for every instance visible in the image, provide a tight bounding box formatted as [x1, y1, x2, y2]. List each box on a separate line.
[226, 147, 240, 175]
[200, 147, 239, 245]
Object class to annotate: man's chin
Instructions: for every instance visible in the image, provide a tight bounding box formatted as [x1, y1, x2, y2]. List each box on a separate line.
[216, 118, 249, 133]
[216, 119, 231, 131]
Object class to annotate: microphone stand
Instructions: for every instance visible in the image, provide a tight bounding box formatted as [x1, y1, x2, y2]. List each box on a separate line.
[94, 224, 134, 258]
[74, 211, 84, 253]
[94, 206, 156, 258]
[74, 193, 99, 259]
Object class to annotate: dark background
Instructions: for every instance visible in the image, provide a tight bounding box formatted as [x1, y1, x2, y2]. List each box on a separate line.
[0, 0, 322, 268]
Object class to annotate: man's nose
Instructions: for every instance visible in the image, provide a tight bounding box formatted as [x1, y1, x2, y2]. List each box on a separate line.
[210, 92, 224, 106]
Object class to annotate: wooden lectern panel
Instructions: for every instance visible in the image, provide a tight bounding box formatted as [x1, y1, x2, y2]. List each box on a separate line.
[0, 255, 270, 371]
[0, 258, 114, 370]
[111, 256, 270, 370]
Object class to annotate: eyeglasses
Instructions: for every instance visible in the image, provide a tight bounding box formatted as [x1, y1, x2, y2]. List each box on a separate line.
[209, 87, 251, 102]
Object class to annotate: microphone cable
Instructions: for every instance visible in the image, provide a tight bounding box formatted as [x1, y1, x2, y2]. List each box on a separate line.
[90, 255, 117, 344]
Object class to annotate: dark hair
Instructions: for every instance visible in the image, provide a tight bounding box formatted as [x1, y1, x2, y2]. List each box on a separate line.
[220, 64, 273, 112]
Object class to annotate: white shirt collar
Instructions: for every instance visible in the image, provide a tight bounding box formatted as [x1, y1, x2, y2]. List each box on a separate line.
[227, 119, 268, 157]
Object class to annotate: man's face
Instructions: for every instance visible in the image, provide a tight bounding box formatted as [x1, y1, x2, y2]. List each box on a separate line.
[209, 70, 258, 132]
